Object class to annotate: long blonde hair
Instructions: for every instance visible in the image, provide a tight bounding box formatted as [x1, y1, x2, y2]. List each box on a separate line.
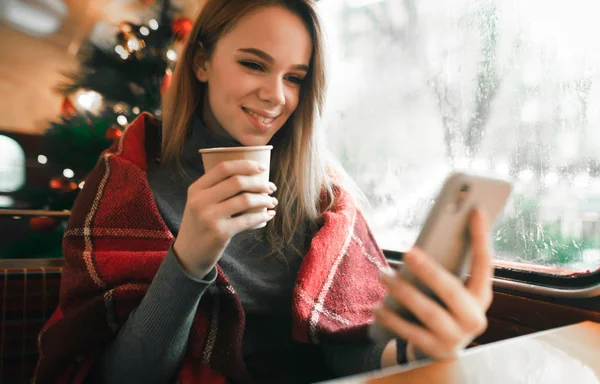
[161, 0, 338, 258]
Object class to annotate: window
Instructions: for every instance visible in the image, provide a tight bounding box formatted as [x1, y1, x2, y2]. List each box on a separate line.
[319, 0, 600, 275]
[0, 135, 26, 193]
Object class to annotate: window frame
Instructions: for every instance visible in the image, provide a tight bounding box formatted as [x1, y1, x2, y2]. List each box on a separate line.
[383, 249, 600, 298]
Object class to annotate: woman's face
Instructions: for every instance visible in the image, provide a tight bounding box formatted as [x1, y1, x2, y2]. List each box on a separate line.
[194, 6, 312, 146]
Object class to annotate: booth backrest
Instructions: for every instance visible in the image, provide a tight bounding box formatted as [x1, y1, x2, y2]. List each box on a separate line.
[0, 259, 63, 384]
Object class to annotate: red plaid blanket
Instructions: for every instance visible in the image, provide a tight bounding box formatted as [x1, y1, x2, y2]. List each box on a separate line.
[33, 113, 389, 384]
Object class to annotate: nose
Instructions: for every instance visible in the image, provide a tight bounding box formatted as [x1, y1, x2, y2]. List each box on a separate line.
[258, 76, 286, 106]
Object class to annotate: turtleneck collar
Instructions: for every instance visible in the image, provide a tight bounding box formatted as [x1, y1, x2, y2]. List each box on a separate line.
[182, 109, 242, 174]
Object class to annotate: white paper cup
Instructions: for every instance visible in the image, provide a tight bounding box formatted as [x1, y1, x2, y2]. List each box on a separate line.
[199, 145, 273, 228]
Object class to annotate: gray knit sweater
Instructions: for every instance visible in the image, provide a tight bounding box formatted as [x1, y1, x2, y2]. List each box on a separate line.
[89, 114, 388, 384]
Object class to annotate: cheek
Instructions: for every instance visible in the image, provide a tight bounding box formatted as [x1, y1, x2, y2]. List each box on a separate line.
[209, 77, 242, 119]
[285, 89, 302, 115]
[212, 65, 248, 102]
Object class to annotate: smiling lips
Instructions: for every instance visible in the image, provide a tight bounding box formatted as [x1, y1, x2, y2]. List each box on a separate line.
[242, 107, 279, 125]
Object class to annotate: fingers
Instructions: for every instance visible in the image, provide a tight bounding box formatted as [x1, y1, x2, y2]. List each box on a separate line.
[205, 174, 275, 204]
[465, 209, 494, 308]
[228, 209, 276, 233]
[372, 304, 443, 360]
[185, 192, 276, 241]
[215, 192, 278, 219]
[401, 248, 483, 332]
[379, 271, 464, 348]
[191, 160, 266, 192]
[373, 209, 493, 359]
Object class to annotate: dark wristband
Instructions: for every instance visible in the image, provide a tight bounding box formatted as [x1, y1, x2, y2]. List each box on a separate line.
[395, 338, 408, 365]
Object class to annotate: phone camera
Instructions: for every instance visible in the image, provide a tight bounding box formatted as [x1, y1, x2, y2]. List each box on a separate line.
[450, 184, 470, 213]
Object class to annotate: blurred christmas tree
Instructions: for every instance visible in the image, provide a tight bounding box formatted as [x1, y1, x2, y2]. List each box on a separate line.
[36, 0, 192, 211]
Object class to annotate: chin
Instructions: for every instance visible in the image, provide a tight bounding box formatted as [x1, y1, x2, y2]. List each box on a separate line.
[241, 140, 270, 147]
[237, 135, 274, 147]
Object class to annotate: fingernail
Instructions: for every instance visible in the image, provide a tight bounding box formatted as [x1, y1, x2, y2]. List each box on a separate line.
[257, 164, 266, 171]
[272, 197, 279, 206]
[404, 249, 421, 263]
[378, 269, 393, 282]
[269, 182, 277, 192]
[379, 266, 395, 277]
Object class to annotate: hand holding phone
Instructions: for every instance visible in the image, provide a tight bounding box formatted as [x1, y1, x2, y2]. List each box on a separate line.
[369, 171, 512, 343]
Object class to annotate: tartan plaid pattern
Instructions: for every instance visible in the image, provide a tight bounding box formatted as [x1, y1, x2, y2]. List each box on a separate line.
[1, 265, 63, 384]
[34, 114, 392, 384]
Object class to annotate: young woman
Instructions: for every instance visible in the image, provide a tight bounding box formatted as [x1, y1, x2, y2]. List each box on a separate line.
[34, 1, 493, 383]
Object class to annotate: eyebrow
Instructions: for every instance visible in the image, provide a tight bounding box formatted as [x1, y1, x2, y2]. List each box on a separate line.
[238, 48, 309, 72]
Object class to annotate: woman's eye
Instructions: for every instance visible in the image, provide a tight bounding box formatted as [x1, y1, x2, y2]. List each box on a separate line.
[240, 61, 264, 71]
[287, 75, 304, 85]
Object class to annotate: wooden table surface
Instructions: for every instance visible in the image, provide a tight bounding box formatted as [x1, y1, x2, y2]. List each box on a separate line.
[321, 321, 600, 384]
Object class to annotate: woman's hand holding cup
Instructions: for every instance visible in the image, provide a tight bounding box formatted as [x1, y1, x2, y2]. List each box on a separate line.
[174, 158, 277, 279]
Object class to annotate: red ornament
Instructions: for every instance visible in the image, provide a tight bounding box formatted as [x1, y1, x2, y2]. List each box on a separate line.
[49, 177, 77, 192]
[106, 126, 124, 140]
[61, 97, 76, 120]
[49, 178, 62, 190]
[29, 217, 61, 234]
[172, 18, 193, 42]
[161, 69, 173, 96]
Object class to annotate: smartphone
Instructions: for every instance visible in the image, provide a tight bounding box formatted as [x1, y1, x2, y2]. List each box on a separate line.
[368, 171, 512, 343]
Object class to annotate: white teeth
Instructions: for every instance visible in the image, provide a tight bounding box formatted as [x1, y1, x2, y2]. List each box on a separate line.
[246, 109, 274, 125]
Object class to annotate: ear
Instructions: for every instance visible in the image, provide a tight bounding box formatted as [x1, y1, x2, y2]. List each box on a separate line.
[193, 43, 209, 83]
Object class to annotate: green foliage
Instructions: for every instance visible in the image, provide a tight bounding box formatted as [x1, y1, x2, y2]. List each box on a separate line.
[493, 195, 598, 266]
[43, 115, 114, 176]
[37, 3, 179, 210]
[56, 31, 173, 112]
